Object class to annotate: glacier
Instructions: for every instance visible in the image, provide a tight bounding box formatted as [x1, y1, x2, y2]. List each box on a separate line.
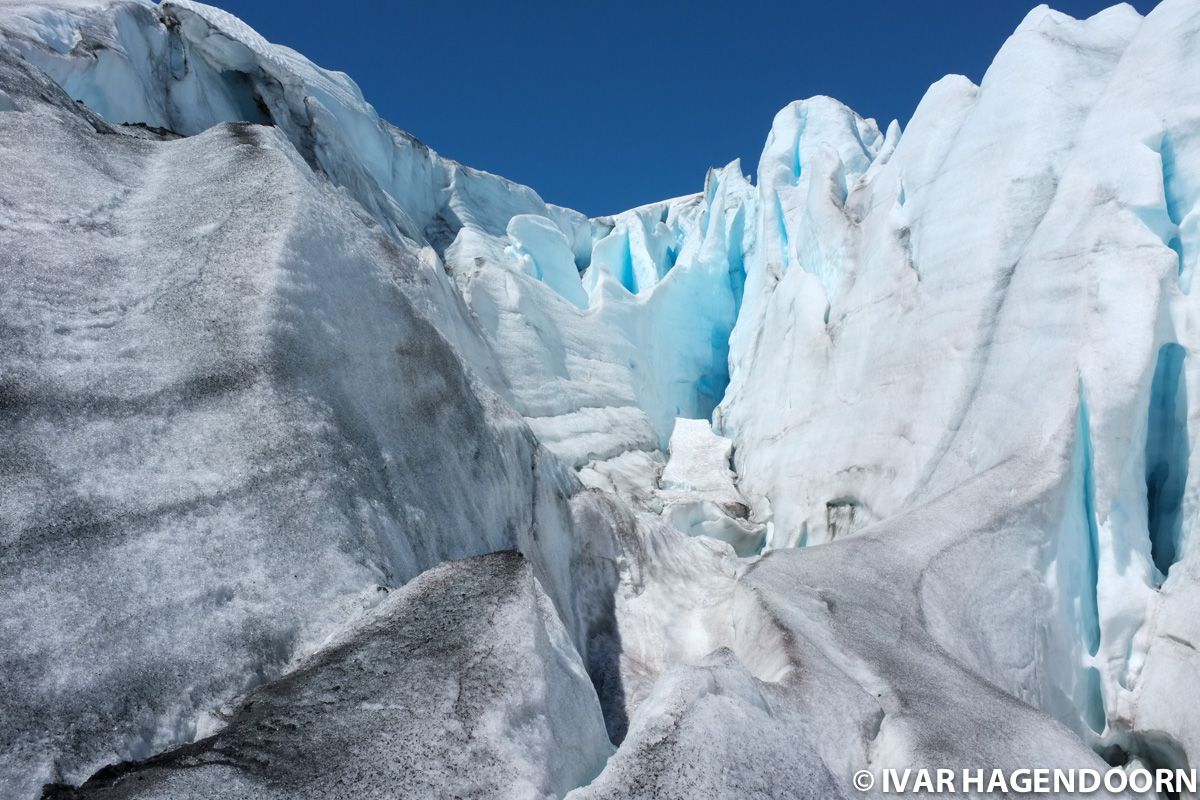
[0, 0, 1198, 798]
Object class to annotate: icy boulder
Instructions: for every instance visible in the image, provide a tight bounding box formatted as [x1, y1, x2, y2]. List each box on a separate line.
[504, 213, 589, 309]
[574, 419, 765, 557]
[659, 418, 765, 556]
[42, 553, 613, 800]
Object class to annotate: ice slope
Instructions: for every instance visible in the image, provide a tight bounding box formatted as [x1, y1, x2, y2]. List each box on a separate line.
[2, 0, 1200, 797]
[0, 0, 594, 257]
[41, 553, 613, 800]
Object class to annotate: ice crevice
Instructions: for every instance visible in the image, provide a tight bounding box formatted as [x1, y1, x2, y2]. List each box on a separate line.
[1158, 131, 1196, 292]
[1145, 342, 1188, 581]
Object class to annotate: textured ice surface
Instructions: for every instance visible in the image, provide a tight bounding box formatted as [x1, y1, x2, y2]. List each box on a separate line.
[40, 552, 612, 800]
[2, 0, 1200, 797]
[574, 419, 765, 557]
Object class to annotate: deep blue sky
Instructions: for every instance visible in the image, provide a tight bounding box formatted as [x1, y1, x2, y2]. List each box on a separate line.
[215, 0, 1157, 216]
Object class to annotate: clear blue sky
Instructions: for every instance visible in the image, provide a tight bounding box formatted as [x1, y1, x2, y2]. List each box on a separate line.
[214, 0, 1157, 216]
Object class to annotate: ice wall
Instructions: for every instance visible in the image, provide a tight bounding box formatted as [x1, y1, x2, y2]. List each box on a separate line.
[716, 0, 1200, 770]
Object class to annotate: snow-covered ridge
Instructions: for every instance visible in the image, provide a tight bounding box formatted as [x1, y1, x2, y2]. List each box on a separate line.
[0, 0, 592, 251]
[2, 0, 1199, 797]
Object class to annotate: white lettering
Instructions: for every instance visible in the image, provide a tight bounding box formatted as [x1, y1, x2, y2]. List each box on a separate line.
[861, 765, 1196, 794]
[883, 768, 909, 793]
[936, 769, 954, 792]
[986, 770, 1008, 793]
[1179, 769, 1198, 794]
[1128, 768, 1152, 794]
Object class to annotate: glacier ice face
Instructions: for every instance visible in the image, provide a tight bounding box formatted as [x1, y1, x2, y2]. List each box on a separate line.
[453, 162, 753, 464]
[715, 0, 1200, 769]
[2, 0, 1200, 797]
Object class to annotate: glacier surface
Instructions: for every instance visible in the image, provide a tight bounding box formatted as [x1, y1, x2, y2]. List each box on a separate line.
[0, 0, 1198, 798]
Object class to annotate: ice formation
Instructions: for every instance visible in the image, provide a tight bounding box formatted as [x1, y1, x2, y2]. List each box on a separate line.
[1, 0, 1198, 798]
